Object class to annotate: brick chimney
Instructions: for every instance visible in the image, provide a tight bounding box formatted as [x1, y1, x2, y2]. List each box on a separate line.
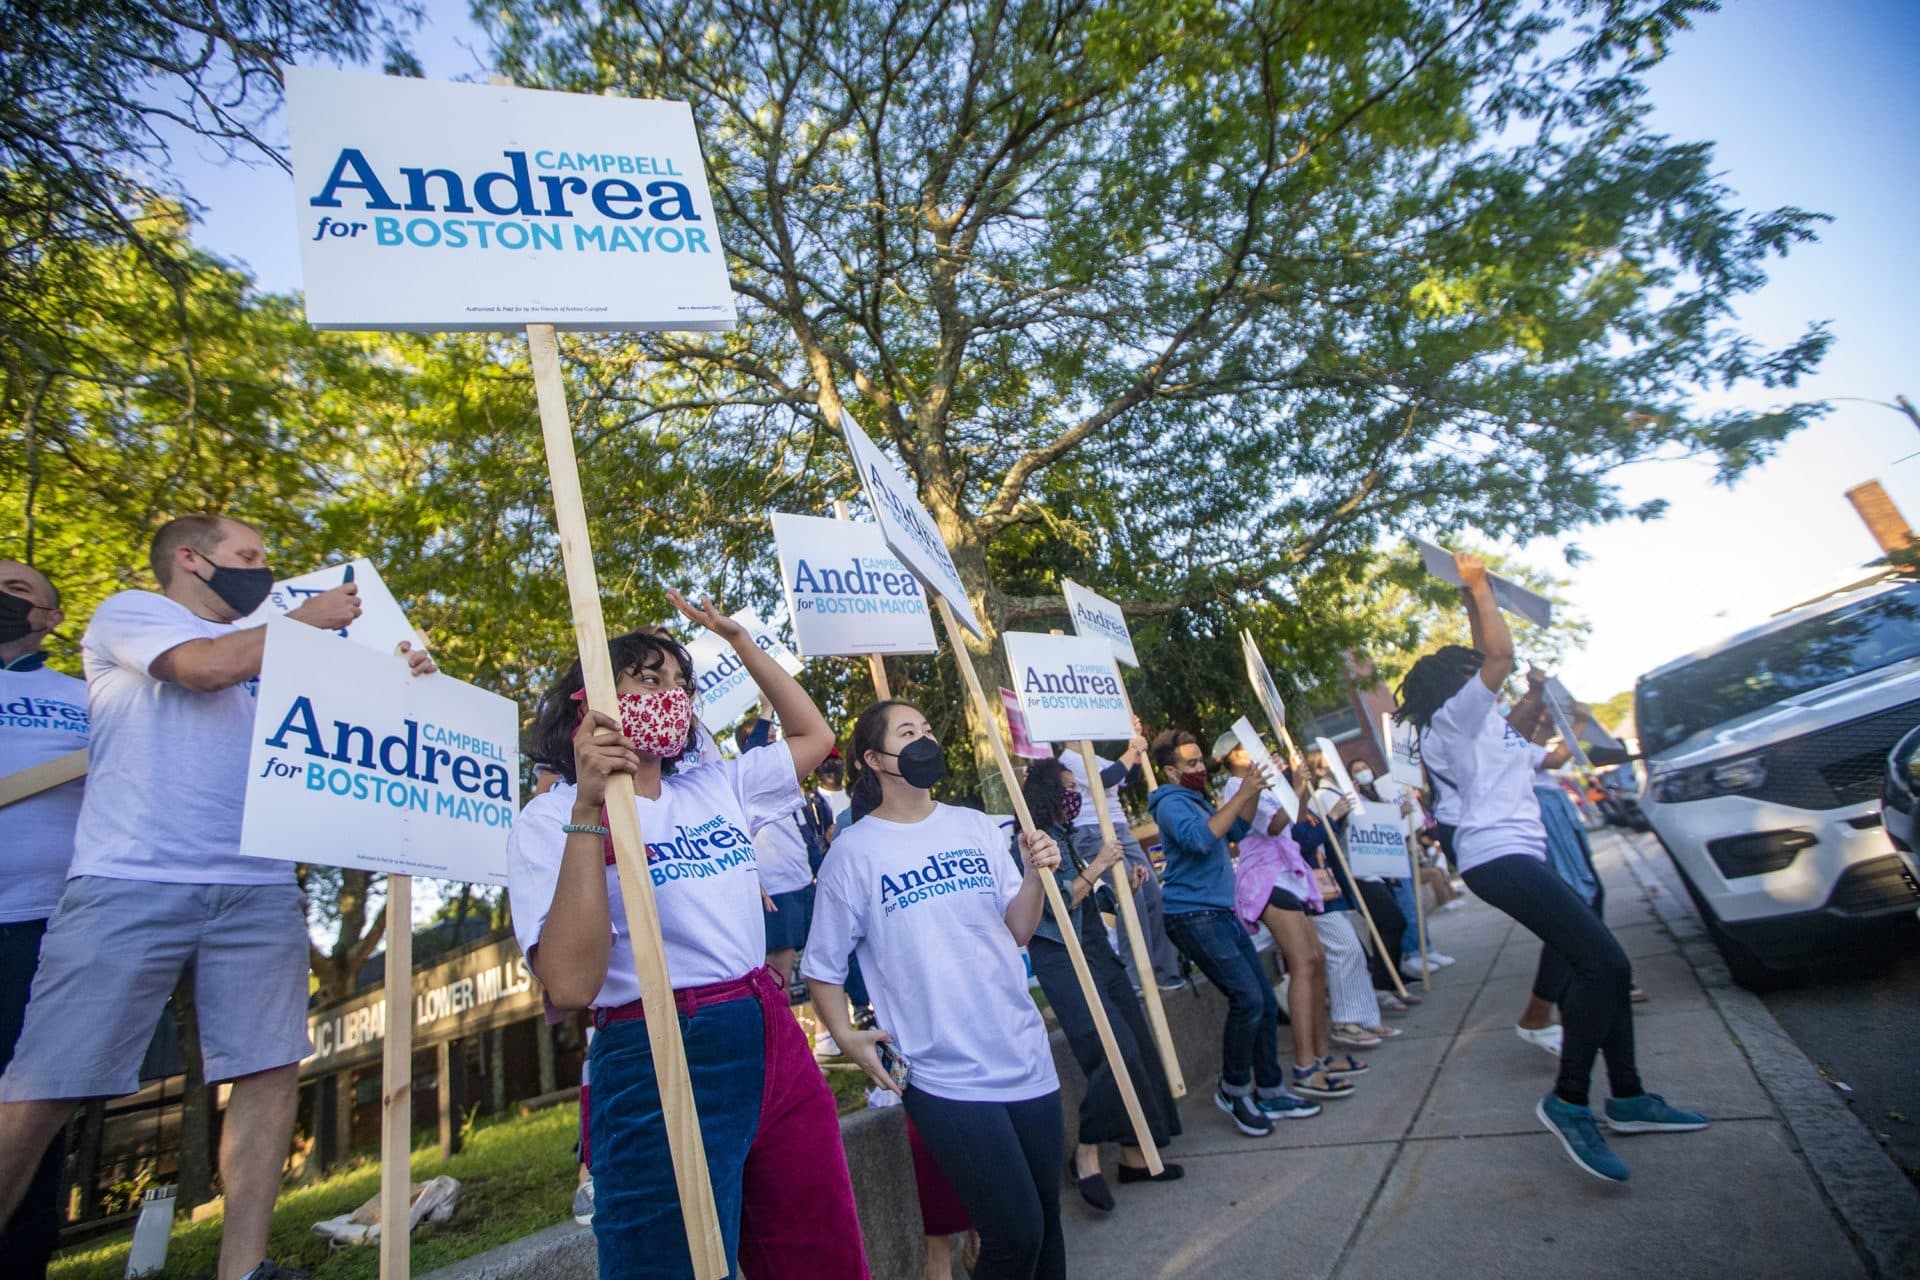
[1845, 480, 1914, 557]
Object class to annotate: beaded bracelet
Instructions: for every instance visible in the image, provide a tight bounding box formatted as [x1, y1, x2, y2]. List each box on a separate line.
[562, 822, 611, 837]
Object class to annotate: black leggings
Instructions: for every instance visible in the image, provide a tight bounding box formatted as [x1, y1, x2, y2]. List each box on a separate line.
[1355, 880, 1408, 991]
[905, 1088, 1065, 1280]
[1462, 854, 1641, 1107]
[1534, 881, 1612, 1006]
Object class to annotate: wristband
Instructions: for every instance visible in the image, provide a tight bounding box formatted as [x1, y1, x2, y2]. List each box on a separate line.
[563, 822, 611, 837]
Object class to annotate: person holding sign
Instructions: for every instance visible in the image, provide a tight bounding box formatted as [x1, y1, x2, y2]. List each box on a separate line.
[803, 700, 1068, 1280]
[1394, 553, 1706, 1183]
[509, 599, 867, 1280]
[1017, 760, 1183, 1212]
[1213, 738, 1357, 1101]
[0, 516, 433, 1280]
[1146, 730, 1322, 1137]
[1292, 756, 1397, 1043]
[1057, 731, 1185, 993]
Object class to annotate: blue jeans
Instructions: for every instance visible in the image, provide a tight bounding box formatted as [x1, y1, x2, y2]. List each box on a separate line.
[1164, 909, 1283, 1091]
[1392, 878, 1422, 960]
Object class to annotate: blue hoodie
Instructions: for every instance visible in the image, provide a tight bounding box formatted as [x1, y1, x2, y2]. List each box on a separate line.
[1147, 783, 1248, 914]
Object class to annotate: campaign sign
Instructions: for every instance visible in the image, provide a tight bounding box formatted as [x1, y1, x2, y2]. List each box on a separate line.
[999, 688, 1054, 760]
[1344, 803, 1413, 879]
[839, 408, 984, 638]
[286, 67, 735, 333]
[1382, 711, 1425, 790]
[237, 558, 417, 655]
[1003, 632, 1132, 743]
[1314, 737, 1363, 806]
[683, 610, 805, 733]
[1544, 687, 1593, 768]
[1241, 631, 1287, 723]
[1228, 717, 1299, 822]
[1410, 536, 1553, 628]
[770, 513, 937, 657]
[1062, 579, 1138, 668]
[242, 619, 519, 883]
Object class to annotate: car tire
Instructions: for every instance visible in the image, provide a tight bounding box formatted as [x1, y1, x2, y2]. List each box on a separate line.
[1667, 858, 1792, 993]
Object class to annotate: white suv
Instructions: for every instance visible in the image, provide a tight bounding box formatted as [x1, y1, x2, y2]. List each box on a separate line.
[1636, 576, 1920, 988]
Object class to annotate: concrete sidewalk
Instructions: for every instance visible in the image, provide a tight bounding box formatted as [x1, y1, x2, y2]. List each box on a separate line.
[1057, 831, 1882, 1279]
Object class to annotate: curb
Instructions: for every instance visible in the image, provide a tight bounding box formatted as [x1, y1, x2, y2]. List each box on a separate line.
[1608, 829, 1920, 1279]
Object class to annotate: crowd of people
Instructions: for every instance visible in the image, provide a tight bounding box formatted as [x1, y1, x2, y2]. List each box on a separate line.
[0, 519, 1709, 1280]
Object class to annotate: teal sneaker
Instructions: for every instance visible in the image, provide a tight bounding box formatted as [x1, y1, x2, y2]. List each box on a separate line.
[1536, 1093, 1629, 1182]
[1604, 1092, 1709, 1133]
[1255, 1088, 1323, 1120]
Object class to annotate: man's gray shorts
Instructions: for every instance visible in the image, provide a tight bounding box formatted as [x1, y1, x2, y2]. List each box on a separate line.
[0, 877, 311, 1100]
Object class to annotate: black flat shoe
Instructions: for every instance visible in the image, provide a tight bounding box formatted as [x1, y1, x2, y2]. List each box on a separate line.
[1116, 1161, 1185, 1184]
[1071, 1163, 1116, 1211]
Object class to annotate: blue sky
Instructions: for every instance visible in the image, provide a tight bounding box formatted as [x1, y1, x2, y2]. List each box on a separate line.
[170, 0, 1920, 705]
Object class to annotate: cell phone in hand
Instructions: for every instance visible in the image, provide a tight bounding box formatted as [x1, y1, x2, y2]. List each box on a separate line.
[875, 1037, 911, 1091]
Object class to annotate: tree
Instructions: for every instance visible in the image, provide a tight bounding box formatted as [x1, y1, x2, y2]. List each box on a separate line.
[484, 0, 1828, 794]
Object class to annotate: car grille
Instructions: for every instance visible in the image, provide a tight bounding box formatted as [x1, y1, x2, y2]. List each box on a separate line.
[1750, 699, 1920, 810]
[1825, 855, 1920, 916]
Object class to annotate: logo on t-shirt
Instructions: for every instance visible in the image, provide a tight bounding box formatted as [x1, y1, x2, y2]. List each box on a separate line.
[645, 814, 755, 884]
[879, 848, 997, 916]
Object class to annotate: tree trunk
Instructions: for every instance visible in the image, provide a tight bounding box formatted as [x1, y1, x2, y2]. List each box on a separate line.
[535, 1018, 556, 1096]
[939, 521, 1017, 812]
[170, 974, 215, 1211]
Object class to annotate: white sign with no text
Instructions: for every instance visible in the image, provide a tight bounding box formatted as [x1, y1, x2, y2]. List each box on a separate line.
[770, 513, 937, 657]
[1003, 631, 1133, 743]
[1241, 631, 1287, 724]
[1062, 579, 1138, 668]
[1410, 536, 1553, 628]
[237, 558, 417, 656]
[1228, 717, 1299, 822]
[286, 67, 736, 333]
[840, 409, 984, 638]
[684, 610, 805, 733]
[1314, 737, 1363, 807]
[241, 619, 519, 883]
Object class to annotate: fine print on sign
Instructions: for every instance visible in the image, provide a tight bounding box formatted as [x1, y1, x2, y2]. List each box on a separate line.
[1410, 536, 1553, 628]
[1228, 717, 1298, 822]
[839, 408, 984, 639]
[241, 619, 520, 883]
[1062, 578, 1138, 668]
[770, 512, 937, 658]
[286, 68, 736, 333]
[682, 609, 805, 733]
[1002, 631, 1134, 743]
[1344, 805, 1413, 879]
[237, 558, 417, 656]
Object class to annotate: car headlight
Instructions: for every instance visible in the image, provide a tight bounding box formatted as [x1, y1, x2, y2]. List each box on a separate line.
[1652, 754, 1768, 804]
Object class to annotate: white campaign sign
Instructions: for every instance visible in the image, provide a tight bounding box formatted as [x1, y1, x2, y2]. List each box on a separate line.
[1228, 717, 1299, 822]
[1062, 579, 1138, 668]
[1381, 711, 1425, 790]
[684, 610, 805, 733]
[238, 559, 417, 656]
[286, 68, 736, 333]
[1003, 632, 1133, 742]
[1410, 536, 1553, 628]
[1241, 631, 1287, 723]
[840, 409, 983, 638]
[770, 513, 937, 657]
[1344, 802, 1413, 879]
[241, 619, 519, 883]
[1314, 737, 1363, 807]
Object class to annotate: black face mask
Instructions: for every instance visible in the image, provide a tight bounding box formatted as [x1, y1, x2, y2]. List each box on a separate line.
[0, 592, 38, 644]
[880, 736, 947, 790]
[194, 561, 275, 617]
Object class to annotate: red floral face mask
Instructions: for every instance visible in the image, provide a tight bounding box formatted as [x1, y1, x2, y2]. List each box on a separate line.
[573, 685, 693, 759]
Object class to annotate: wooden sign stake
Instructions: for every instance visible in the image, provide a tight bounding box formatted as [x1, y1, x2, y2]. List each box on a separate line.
[527, 323, 727, 1277]
[380, 873, 413, 1280]
[936, 597, 1161, 1173]
[0, 748, 87, 810]
[1405, 825, 1432, 991]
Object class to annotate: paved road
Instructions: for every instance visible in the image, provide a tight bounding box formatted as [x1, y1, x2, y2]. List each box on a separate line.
[1759, 932, 1920, 1187]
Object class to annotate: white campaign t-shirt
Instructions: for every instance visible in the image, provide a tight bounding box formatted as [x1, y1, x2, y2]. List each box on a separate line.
[1422, 728, 1462, 825]
[0, 662, 90, 921]
[73, 591, 288, 885]
[818, 787, 851, 822]
[803, 804, 1058, 1103]
[1425, 679, 1545, 872]
[509, 741, 802, 1006]
[1058, 747, 1128, 830]
[753, 807, 815, 896]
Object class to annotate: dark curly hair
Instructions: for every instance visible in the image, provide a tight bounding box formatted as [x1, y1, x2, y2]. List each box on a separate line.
[1393, 645, 1484, 731]
[526, 628, 698, 784]
[1021, 758, 1077, 830]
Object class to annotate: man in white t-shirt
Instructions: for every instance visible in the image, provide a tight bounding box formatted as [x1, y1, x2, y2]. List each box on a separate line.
[0, 515, 432, 1280]
[0, 560, 86, 1277]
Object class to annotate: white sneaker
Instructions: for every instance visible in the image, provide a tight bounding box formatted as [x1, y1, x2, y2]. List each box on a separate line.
[1399, 955, 1430, 980]
[813, 1031, 842, 1059]
[1437, 898, 1466, 913]
[1514, 1023, 1563, 1057]
[1429, 952, 1456, 968]
[572, 1178, 595, 1226]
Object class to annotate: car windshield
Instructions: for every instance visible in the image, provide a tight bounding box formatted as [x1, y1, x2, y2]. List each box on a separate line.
[1636, 582, 1920, 754]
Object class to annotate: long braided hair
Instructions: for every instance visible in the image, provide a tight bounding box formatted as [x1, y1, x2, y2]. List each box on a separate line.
[1392, 645, 1484, 731]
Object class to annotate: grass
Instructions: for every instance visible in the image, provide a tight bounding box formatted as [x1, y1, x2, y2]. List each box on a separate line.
[51, 1105, 580, 1280]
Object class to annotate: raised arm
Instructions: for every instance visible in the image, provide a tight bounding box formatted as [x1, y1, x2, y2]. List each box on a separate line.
[1456, 552, 1513, 691]
[670, 592, 832, 779]
[1506, 666, 1552, 741]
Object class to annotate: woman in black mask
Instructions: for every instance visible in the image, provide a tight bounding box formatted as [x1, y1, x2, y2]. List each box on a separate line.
[803, 701, 1070, 1280]
[1018, 759, 1182, 1213]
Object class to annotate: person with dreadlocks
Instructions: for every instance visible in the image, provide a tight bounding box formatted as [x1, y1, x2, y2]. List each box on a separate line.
[1395, 552, 1707, 1183]
[1018, 758, 1183, 1213]
[507, 596, 867, 1279]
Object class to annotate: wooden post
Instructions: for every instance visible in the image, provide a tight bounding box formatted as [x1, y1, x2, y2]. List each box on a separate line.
[1405, 823, 1431, 992]
[833, 499, 891, 699]
[0, 747, 86, 809]
[1075, 740, 1186, 1098]
[380, 874, 412, 1280]
[935, 597, 1162, 1173]
[436, 1040, 466, 1159]
[525, 322, 727, 1277]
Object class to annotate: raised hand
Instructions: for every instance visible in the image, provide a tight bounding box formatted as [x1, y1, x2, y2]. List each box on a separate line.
[667, 589, 744, 640]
